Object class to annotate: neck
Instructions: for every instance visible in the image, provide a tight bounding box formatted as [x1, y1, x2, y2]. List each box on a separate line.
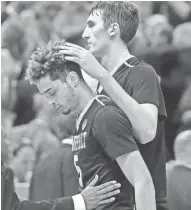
[100, 41, 131, 73]
[36, 113, 49, 125]
[76, 83, 95, 115]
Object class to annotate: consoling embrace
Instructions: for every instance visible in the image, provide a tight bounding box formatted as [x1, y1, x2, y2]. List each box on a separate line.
[1, 2, 168, 210]
[25, 2, 167, 210]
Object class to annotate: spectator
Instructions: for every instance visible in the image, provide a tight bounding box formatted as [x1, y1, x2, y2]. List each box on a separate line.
[8, 93, 60, 164]
[160, 22, 191, 159]
[1, 49, 18, 132]
[144, 14, 173, 47]
[166, 130, 191, 210]
[174, 83, 191, 133]
[170, 22, 191, 88]
[9, 141, 35, 183]
[30, 111, 78, 201]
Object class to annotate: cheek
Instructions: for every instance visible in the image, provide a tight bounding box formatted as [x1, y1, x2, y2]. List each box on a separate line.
[92, 26, 105, 40]
[56, 88, 73, 106]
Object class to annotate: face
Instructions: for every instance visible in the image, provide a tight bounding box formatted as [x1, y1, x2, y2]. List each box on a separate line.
[36, 75, 78, 115]
[82, 10, 111, 57]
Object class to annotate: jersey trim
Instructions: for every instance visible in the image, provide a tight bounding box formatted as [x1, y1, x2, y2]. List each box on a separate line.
[76, 95, 109, 131]
[96, 56, 138, 94]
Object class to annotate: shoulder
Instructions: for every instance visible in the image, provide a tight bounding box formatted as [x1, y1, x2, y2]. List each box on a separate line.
[130, 61, 158, 79]
[127, 61, 160, 88]
[93, 104, 131, 129]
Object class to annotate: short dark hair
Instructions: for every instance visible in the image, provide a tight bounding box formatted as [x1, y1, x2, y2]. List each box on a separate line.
[25, 40, 83, 84]
[89, 1, 140, 44]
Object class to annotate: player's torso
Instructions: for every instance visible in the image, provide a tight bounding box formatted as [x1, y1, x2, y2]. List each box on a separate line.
[72, 96, 134, 210]
[99, 58, 168, 208]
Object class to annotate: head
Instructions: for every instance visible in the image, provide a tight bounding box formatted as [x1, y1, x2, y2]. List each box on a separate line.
[82, 1, 140, 57]
[173, 22, 191, 65]
[26, 40, 84, 115]
[145, 14, 173, 47]
[174, 130, 191, 164]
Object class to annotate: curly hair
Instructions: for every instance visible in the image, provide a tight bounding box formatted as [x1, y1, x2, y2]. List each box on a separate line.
[89, 1, 140, 45]
[25, 40, 83, 84]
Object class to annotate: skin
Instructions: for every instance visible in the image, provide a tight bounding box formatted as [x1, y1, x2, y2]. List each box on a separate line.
[57, 9, 158, 143]
[82, 11, 128, 71]
[82, 12, 112, 58]
[36, 71, 156, 210]
[35, 74, 125, 209]
[36, 73, 94, 117]
[37, 75, 78, 115]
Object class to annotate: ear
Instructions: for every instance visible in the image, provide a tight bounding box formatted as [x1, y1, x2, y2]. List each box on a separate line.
[108, 23, 120, 37]
[66, 71, 79, 88]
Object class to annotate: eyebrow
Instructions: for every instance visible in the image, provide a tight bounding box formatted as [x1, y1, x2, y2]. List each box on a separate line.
[40, 87, 52, 95]
[87, 20, 95, 25]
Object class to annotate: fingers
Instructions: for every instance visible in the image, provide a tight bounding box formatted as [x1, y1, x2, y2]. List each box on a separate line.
[98, 183, 121, 195]
[98, 197, 115, 205]
[65, 42, 84, 50]
[94, 180, 117, 191]
[64, 56, 79, 64]
[98, 189, 120, 200]
[87, 175, 99, 187]
[59, 49, 80, 57]
[53, 43, 83, 52]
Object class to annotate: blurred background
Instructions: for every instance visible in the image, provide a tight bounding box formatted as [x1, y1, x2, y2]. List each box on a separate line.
[1, 1, 191, 210]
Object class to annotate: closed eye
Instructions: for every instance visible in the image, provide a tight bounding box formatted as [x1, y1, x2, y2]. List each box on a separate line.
[46, 89, 56, 98]
[49, 91, 55, 96]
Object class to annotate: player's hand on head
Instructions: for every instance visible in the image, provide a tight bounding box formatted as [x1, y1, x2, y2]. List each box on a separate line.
[81, 175, 121, 210]
[54, 42, 108, 80]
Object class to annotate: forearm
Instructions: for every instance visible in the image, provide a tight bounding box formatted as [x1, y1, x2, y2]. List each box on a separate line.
[117, 152, 156, 210]
[98, 71, 155, 143]
[135, 179, 156, 210]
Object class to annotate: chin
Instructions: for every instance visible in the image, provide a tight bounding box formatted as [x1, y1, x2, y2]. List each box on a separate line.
[61, 109, 71, 115]
[90, 48, 100, 57]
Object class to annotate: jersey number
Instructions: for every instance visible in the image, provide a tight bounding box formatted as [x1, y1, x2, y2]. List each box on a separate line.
[74, 155, 83, 188]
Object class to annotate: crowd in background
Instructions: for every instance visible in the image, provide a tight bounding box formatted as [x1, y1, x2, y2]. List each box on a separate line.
[1, 1, 191, 210]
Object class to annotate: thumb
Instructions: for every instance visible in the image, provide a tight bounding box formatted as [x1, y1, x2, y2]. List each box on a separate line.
[88, 174, 98, 187]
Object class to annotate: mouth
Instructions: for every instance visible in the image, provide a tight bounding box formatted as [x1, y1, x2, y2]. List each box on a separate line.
[54, 105, 61, 111]
[87, 41, 92, 45]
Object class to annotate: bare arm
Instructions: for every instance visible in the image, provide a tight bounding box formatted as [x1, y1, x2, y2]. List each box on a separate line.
[116, 151, 156, 210]
[57, 43, 158, 144]
[98, 71, 158, 144]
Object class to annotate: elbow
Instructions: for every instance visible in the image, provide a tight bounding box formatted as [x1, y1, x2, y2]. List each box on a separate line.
[141, 121, 157, 144]
[145, 128, 156, 143]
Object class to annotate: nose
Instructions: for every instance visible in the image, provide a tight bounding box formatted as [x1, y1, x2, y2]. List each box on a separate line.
[48, 99, 56, 106]
[82, 26, 89, 40]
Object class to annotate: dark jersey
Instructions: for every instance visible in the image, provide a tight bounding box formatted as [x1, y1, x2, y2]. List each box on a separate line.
[97, 57, 168, 210]
[72, 96, 138, 210]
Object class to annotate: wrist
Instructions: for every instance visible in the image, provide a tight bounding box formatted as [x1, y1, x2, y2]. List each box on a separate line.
[97, 67, 110, 82]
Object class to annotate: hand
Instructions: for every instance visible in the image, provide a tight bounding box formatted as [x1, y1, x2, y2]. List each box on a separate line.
[54, 42, 108, 80]
[81, 175, 121, 210]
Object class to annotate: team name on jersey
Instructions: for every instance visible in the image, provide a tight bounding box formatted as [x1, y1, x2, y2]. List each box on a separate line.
[72, 132, 87, 151]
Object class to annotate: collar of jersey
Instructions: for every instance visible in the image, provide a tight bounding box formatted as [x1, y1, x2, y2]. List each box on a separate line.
[97, 54, 135, 94]
[76, 95, 108, 131]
